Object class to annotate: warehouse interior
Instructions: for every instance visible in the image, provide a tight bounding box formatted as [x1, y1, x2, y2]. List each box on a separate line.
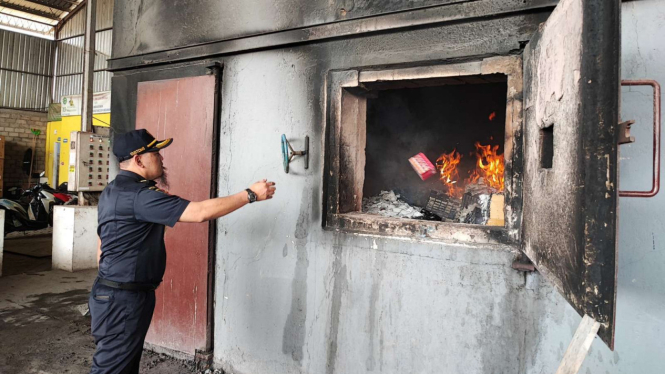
[0, 0, 664, 373]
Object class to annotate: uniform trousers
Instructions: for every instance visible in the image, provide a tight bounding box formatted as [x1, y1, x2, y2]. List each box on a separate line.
[89, 279, 156, 374]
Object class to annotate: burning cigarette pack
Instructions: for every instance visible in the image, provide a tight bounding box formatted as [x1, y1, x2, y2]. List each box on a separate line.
[409, 153, 436, 181]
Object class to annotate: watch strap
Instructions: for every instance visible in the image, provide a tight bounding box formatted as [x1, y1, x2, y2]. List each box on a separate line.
[245, 188, 257, 203]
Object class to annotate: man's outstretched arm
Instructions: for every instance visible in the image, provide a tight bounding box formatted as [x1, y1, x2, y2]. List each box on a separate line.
[179, 180, 276, 223]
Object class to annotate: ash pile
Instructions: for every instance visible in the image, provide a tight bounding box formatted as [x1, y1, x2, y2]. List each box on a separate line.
[362, 190, 424, 219]
[423, 179, 504, 225]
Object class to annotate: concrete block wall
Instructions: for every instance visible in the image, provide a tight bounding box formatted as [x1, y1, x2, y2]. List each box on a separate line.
[0, 109, 48, 189]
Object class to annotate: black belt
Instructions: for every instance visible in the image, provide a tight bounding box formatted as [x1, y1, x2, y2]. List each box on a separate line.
[96, 277, 159, 291]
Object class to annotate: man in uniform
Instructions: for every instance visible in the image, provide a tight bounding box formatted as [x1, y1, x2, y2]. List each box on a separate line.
[90, 129, 276, 373]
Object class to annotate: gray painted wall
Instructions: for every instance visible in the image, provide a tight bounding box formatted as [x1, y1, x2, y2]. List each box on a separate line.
[211, 2, 663, 374]
[211, 10, 554, 374]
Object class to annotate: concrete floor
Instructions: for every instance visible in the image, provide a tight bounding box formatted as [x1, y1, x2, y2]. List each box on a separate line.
[0, 236, 209, 374]
[2, 235, 53, 276]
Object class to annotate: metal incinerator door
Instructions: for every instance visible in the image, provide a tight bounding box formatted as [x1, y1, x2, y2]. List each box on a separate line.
[521, 0, 620, 349]
[136, 74, 218, 354]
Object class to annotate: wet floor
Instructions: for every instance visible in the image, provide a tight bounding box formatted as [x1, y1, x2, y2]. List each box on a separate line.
[0, 253, 203, 374]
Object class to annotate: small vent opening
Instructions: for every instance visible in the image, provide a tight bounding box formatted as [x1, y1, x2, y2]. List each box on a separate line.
[540, 125, 554, 169]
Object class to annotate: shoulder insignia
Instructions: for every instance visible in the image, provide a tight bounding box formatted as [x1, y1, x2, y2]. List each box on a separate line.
[148, 186, 170, 195]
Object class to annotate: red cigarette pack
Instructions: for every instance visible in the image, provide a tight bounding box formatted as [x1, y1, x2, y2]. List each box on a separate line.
[409, 153, 436, 181]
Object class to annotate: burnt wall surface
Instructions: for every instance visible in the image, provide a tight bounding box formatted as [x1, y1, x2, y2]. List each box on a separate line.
[111, 0, 556, 59]
[110, 1, 665, 373]
[110, 8, 551, 373]
[365, 83, 507, 206]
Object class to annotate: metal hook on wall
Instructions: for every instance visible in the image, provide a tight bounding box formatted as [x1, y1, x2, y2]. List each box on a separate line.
[281, 134, 309, 173]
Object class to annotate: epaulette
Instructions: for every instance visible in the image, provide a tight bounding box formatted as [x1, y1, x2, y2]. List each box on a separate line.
[148, 186, 170, 195]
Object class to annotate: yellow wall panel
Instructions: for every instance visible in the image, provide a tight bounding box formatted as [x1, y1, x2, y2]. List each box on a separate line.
[45, 113, 110, 187]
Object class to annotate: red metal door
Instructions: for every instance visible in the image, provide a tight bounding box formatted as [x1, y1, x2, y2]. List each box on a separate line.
[136, 75, 216, 354]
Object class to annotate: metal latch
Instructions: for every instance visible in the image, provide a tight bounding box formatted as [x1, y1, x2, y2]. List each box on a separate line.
[618, 120, 635, 145]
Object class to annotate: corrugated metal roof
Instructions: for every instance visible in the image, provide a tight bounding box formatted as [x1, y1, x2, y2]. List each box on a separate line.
[0, 0, 84, 38]
[57, 0, 112, 39]
[0, 0, 113, 109]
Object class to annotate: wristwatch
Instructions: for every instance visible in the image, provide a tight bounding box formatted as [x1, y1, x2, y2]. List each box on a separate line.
[245, 188, 257, 203]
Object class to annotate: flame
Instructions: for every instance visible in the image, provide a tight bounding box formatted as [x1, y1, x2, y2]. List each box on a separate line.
[435, 142, 505, 199]
[466, 142, 504, 192]
[436, 149, 463, 198]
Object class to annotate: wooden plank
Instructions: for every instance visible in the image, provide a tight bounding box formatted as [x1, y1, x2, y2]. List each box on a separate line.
[555, 315, 601, 374]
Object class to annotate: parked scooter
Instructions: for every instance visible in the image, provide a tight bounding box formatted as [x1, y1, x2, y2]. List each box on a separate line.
[25, 173, 78, 225]
[0, 173, 78, 234]
[27, 183, 55, 226]
[52, 182, 78, 205]
[0, 198, 48, 234]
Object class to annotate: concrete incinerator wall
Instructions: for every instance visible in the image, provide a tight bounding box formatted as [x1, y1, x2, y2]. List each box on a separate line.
[211, 3, 664, 374]
[210, 10, 550, 374]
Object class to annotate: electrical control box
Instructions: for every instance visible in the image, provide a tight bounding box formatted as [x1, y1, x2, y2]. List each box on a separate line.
[68, 131, 111, 192]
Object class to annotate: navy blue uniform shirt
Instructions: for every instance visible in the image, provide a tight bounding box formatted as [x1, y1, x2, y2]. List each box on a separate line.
[97, 170, 190, 285]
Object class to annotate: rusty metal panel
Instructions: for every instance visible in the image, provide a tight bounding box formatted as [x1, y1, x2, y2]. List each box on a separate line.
[522, 0, 620, 349]
[136, 75, 216, 354]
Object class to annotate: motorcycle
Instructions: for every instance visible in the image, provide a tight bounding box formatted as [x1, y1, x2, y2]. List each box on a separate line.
[27, 183, 56, 226]
[25, 176, 78, 226]
[0, 173, 78, 235]
[0, 198, 48, 234]
[52, 182, 78, 205]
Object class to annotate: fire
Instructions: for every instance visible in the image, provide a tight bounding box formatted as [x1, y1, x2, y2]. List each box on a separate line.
[436, 149, 463, 198]
[467, 142, 504, 192]
[434, 142, 504, 199]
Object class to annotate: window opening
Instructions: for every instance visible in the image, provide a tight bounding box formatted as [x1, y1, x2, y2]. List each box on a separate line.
[361, 77, 508, 226]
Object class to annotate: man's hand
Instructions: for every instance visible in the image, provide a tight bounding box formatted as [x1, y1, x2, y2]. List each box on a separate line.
[249, 179, 276, 201]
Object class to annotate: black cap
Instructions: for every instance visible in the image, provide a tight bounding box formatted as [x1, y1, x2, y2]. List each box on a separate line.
[113, 129, 173, 162]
